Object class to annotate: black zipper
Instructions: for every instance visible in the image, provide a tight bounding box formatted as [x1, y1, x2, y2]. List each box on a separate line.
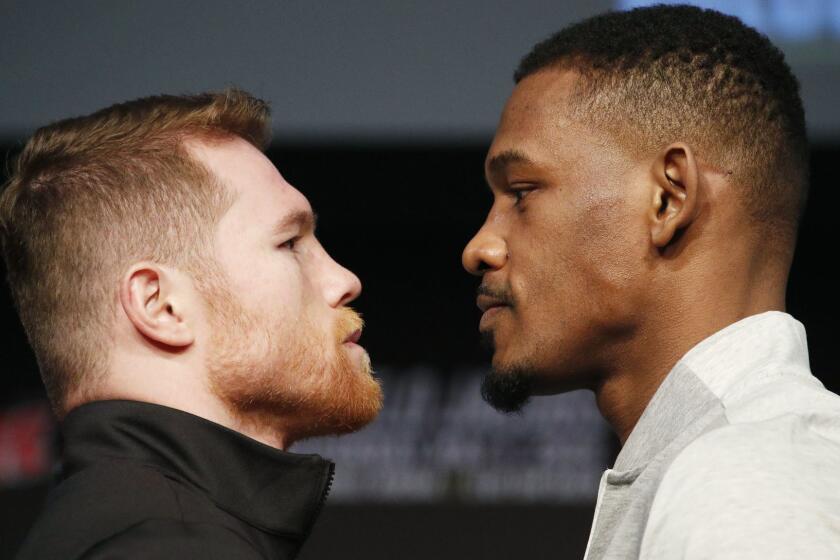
[302, 461, 335, 541]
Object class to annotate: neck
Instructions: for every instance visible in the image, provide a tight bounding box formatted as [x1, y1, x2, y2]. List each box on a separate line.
[595, 267, 786, 445]
[89, 358, 291, 450]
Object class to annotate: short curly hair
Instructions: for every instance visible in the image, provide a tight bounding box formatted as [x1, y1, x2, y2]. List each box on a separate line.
[515, 4, 809, 239]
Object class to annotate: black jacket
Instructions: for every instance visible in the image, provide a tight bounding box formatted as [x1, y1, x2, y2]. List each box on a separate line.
[15, 400, 335, 560]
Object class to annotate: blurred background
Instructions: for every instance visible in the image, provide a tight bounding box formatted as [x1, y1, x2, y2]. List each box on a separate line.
[1, 1, 838, 558]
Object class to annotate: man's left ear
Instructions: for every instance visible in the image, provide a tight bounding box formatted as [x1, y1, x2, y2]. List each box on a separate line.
[649, 143, 700, 248]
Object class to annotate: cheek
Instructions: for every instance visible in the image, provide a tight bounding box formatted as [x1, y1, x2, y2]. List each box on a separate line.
[233, 254, 309, 317]
[513, 194, 647, 322]
[570, 187, 647, 283]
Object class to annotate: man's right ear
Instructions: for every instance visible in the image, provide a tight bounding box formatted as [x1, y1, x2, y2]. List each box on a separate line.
[118, 263, 195, 348]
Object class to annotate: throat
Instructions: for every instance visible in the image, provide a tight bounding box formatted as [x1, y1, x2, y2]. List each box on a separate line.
[595, 371, 666, 445]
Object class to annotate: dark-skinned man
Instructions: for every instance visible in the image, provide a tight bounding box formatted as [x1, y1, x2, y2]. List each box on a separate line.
[463, 5, 840, 559]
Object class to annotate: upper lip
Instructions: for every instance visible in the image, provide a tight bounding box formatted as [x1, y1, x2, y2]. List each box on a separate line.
[477, 295, 509, 313]
[344, 328, 362, 344]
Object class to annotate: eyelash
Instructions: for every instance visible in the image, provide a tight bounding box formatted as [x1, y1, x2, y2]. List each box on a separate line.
[279, 237, 299, 251]
[511, 187, 535, 207]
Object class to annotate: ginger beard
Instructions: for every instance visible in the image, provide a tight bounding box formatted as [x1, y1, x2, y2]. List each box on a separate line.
[200, 272, 382, 443]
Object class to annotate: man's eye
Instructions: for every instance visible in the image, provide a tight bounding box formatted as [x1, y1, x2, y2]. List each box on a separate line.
[279, 237, 298, 251]
[511, 187, 534, 206]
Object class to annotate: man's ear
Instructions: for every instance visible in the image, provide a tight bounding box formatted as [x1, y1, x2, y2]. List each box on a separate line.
[649, 143, 700, 249]
[119, 263, 195, 348]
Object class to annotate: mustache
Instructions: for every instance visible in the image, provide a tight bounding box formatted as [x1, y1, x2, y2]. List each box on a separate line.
[335, 306, 364, 342]
[477, 284, 514, 307]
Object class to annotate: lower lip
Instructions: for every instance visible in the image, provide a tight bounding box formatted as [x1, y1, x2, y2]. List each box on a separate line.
[479, 306, 507, 329]
[342, 341, 369, 361]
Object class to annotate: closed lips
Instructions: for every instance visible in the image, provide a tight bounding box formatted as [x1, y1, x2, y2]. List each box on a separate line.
[344, 329, 362, 343]
[477, 295, 509, 312]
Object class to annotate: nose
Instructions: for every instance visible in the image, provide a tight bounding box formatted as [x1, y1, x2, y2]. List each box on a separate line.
[462, 225, 508, 276]
[321, 249, 363, 307]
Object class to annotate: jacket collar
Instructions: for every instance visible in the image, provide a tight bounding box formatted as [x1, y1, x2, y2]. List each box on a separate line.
[60, 399, 334, 538]
[614, 311, 812, 473]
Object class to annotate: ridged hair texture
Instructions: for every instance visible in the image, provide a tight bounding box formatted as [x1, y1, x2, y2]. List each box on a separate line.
[515, 4, 809, 239]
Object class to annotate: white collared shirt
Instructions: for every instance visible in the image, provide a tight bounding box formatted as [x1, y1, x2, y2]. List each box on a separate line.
[584, 311, 840, 560]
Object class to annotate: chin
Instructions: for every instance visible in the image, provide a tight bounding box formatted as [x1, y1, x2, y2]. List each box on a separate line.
[488, 337, 526, 373]
[293, 381, 384, 442]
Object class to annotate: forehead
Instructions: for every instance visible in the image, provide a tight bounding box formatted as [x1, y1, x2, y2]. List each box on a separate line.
[487, 69, 588, 170]
[188, 136, 311, 222]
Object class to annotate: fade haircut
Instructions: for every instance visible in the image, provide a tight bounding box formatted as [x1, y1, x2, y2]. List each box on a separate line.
[0, 89, 271, 414]
[515, 4, 809, 241]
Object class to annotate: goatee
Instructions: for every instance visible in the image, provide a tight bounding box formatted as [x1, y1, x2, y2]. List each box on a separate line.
[480, 368, 533, 413]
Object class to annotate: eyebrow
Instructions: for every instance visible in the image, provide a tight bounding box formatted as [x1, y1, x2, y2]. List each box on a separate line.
[485, 149, 536, 182]
[271, 210, 318, 236]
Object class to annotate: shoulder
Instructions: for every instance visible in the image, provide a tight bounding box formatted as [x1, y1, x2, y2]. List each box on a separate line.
[640, 413, 840, 559]
[656, 413, 840, 504]
[78, 518, 263, 559]
[723, 369, 840, 425]
[15, 460, 228, 560]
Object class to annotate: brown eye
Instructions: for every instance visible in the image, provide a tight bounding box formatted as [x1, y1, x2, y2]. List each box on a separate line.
[279, 237, 298, 251]
[512, 187, 535, 206]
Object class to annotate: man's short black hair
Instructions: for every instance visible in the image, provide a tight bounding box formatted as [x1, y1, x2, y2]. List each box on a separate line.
[515, 4, 809, 241]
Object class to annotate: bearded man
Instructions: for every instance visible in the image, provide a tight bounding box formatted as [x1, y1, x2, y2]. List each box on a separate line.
[1, 90, 382, 559]
[463, 5, 840, 559]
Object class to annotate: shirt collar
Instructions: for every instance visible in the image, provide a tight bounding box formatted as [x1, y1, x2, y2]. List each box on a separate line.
[614, 311, 812, 473]
[678, 310, 810, 399]
[60, 399, 334, 538]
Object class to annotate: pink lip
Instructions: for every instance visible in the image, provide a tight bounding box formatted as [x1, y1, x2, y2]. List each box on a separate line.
[479, 305, 508, 330]
[344, 329, 362, 344]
